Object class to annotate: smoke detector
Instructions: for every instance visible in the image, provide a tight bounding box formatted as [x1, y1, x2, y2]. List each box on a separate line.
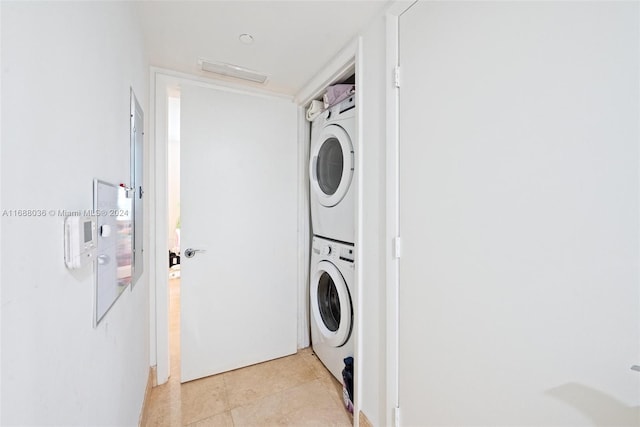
[197, 59, 268, 84]
[239, 34, 254, 45]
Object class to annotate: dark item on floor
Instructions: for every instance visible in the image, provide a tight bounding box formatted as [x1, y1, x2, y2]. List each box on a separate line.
[342, 356, 354, 414]
[169, 250, 180, 267]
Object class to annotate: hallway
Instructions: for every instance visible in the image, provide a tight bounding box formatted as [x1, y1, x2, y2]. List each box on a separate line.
[142, 279, 352, 426]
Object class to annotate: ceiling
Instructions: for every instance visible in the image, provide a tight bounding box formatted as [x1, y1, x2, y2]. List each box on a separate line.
[135, 1, 390, 98]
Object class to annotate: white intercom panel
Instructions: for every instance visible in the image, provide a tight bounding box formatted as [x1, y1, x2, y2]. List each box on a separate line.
[64, 216, 97, 269]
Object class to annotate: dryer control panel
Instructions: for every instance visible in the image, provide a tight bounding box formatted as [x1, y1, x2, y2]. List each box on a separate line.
[337, 94, 355, 114]
[323, 93, 356, 122]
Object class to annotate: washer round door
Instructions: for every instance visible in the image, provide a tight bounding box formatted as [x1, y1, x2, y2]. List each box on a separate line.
[310, 260, 353, 347]
[309, 124, 354, 207]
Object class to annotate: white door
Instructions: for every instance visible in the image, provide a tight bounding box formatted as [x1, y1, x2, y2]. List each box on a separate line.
[180, 84, 298, 382]
[398, 2, 639, 425]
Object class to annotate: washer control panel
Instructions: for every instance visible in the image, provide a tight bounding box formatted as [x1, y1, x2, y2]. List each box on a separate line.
[339, 246, 354, 262]
[313, 237, 354, 264]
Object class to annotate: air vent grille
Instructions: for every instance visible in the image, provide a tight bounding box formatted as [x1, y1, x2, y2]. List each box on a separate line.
[198, 59, 268, 84]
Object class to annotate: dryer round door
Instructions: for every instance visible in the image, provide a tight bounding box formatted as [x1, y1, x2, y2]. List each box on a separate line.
[309, 124, 354, 207]
[310, 260, 353, 347]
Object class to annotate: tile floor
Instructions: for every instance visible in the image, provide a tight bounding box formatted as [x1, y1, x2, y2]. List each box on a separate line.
[142, 278, 353, 426]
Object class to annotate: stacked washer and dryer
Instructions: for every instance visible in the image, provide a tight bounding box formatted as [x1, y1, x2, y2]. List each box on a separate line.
[308, 93, 356, 383]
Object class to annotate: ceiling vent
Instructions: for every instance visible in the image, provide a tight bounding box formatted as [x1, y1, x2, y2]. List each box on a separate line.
[198, 59, 268, 84]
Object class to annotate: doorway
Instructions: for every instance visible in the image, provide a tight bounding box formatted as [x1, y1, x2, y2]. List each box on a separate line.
[153, 72, 300, 384]
[167, 91, 181, 380]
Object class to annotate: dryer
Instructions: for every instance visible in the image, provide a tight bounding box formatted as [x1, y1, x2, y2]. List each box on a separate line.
[309, 95, 356, 243]
[310, 235, 355, 382]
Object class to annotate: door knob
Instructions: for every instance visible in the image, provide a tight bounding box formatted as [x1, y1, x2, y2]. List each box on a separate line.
[631, 366, 640, 372]
[184, 248, 205, 258]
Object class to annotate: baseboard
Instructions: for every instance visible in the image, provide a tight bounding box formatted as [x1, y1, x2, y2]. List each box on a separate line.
[138, 366, 157, 427]
[359, 410, 373, 427]
[150, 365, 158, 387]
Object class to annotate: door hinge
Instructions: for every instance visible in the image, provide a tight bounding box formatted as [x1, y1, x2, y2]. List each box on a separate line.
[393, 406, 401, 427]
[393, 236, 402, 259]
[394, 65, 400, 88]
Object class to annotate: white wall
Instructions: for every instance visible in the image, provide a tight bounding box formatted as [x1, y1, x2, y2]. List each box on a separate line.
[358, 9, 388, 427]
[1, 2, 150, 425]
[397, 2, 639, 425]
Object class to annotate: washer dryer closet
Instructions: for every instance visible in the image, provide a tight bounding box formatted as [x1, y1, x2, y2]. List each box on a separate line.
[307, 78, 357, 391]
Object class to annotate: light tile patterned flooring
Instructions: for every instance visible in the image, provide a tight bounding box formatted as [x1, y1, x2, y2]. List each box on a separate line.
[143, 278, 352, 426]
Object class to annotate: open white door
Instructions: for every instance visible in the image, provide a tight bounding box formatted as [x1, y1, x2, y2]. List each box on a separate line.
[180, 84, 298, 383]
[398, 2, 639, 425]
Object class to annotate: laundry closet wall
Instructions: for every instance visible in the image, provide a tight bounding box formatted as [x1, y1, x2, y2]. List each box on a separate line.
[299, 12, 390, 424]
[355, 7, 389, 427]
[1, 2, 150, 425]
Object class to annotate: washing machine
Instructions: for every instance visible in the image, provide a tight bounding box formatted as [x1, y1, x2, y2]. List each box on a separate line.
[310, 235, 355, 382]
[309, 94, 356, 244]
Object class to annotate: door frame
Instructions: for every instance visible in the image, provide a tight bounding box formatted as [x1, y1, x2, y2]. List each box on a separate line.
[149, 67, 294, 385]
[384, 2, 418, 426]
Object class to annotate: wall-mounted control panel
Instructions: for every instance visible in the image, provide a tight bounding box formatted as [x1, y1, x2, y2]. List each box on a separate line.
[64, 215, 97, 269]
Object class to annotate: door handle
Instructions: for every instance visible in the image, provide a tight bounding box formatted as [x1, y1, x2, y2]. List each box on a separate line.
[97, 254, 110, 265]
[631, 366, 640, 372]
[184, 248, 205, 259]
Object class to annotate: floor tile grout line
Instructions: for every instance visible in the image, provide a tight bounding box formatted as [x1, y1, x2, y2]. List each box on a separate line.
[148, 278, 349, 427]
[223, 353, 327, 413]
